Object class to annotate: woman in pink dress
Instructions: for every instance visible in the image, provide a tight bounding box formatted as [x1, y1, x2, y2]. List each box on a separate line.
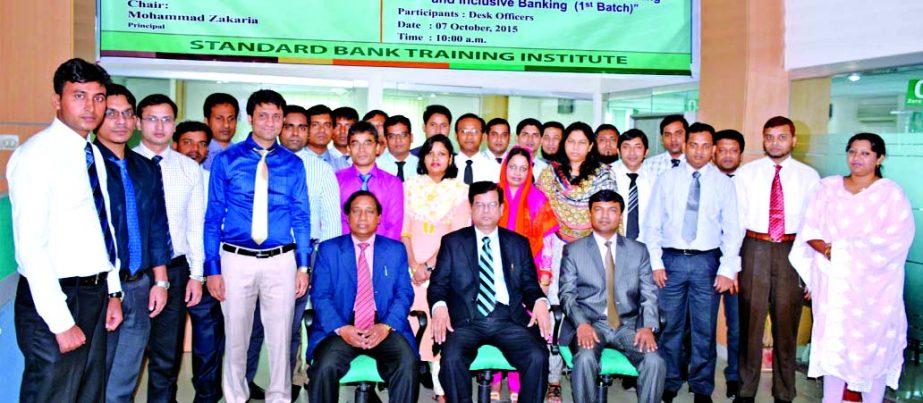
[401, 134, 471, 402]
[790, 133, 915, 403]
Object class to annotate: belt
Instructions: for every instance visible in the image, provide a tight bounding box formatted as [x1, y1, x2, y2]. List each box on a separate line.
[663, 247, 718, 256]
[222, 243, 295, 259]
[59, 272, 108, 287]
[746, 230, 796, 243]
[119, 270, 147, 283]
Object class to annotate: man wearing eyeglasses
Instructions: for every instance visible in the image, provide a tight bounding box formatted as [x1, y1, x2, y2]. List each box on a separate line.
[453, 113, 500, 184]
[133, 93, 207, 403]
[377, 115, 419, 182]
[93, 83, 173, 402]
[335, 121, 404, 240]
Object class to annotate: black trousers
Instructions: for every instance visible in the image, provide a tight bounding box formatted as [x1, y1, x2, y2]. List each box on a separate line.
[146, 260, 189, 403]
[439, 305, 549, 403]
[15, 276, 108, 403]
[308, 332, 419, 403]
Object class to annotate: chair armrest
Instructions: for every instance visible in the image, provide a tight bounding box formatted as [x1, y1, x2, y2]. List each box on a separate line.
[409, 310, 428, 346]
[550, 305, 564, 354]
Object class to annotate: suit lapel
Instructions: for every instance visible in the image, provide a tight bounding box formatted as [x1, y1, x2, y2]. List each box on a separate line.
[586, 236, 606, 278]
[341, 237, 358, 286]
[615, 235, 628, 279]
[372, 236, 385, 290]
[497, 229, 513, 291]
[465, 227, 479, 277]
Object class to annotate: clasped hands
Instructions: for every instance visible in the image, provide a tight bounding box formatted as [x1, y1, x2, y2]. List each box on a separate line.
[339, 324, 391, 349]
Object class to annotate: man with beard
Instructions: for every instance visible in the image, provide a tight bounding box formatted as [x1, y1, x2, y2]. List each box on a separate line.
[540, 121, 563, 164]
[732, 117, 819, 403]
[596, 124, 620, 165]
[645, 115, 688, 177]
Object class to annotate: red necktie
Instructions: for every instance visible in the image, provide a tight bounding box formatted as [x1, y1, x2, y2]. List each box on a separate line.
[768, 165, 785, 241]
[354, 243, 376, 330]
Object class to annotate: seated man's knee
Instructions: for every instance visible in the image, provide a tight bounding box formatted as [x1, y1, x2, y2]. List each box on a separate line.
[572, 348, 599, 369]
[642, 351, 666, 372]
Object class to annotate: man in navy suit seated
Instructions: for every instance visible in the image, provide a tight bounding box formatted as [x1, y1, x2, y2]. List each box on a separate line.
[307, 190, 419, 403]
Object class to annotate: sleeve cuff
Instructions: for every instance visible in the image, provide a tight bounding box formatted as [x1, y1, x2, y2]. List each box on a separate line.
[431, 301, 447, 316]
[204, 260, 221, 276]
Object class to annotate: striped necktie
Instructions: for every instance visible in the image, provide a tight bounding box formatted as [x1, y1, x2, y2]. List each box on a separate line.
[626, 173, 640, 240]
[360, 173, 372, 191]
[85, 143, 116, 266]
[354, 243, 376, 330]
[476, 236, 496, 316]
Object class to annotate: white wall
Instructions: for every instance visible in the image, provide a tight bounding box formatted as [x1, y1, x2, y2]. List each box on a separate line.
[785, 0, 923, 73]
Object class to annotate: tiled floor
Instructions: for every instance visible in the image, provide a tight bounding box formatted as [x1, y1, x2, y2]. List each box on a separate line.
[135, 352, 832, 402]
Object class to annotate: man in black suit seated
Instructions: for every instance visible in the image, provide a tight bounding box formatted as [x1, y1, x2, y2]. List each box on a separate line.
[429, 181, 552, 403]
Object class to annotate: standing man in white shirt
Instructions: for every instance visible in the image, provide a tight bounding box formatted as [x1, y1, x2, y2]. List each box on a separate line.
[643, 122, 742, 403]
[645, 115, 688, 177]
[377, 115, 419, 182]
[515, 118, 546, 180]
[611, 129, 653, 241]
[8, 57, 123, 403]
[540, 121, 564, 166]
[454, 113, 500, 184]
[483, 117, 511, 164]
[733, 117, 820, 403]
[330, 106, 358, 167]
[133, 94, 207, 403]
[410, 104, 453, 157]
[596, 124, 620, 166]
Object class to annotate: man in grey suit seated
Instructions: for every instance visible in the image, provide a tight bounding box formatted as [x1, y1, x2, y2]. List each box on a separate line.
[559, 189, 666, 403]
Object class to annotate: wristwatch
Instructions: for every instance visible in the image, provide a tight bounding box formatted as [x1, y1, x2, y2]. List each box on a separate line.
[189, 275, 205, 284]
[154, 280, 171, 290]
[108, 291, 123, 300]
[298, 266, 311, 274]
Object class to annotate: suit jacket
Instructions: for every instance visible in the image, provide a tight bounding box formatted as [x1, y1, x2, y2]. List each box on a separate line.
[307, 234, 416, 360]
[558, 234, 658, 346]
[96, 141, 172, 272]
[428, 226, 546, 327]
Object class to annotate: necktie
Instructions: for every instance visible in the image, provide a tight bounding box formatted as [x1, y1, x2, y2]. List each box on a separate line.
[477, 236, 496, 316]
[604, 240, 620, 329]
[150, 155, 174, 255]
[251, 149, 270, 245]
[496, 157, 503, 164]
[113, 158, 143, 274]
[359, 173, 372, 191]
[768, 165, 785, 241]
[464, 159, 474, 184]
[626, 173, 640, 240]
[682, 171, 701, 243]
[354, 242, 376, 330]
[395, 161, 406, 182]
[671, 158, 680, 168]
[86, 144, 116, 266]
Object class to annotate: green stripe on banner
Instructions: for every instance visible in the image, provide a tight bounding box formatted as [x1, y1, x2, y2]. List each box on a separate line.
[0, 196, 16, 280]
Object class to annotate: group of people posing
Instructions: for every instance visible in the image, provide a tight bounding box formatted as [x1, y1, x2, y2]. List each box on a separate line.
[9, 57, 914, 403]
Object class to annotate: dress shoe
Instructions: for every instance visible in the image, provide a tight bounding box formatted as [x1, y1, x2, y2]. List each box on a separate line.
[726, 380, 741, 398]
[774, 399, 792, 403]
[622, 376, 638, 391]
[291, 384, 302, 401]
[248, 381, 266, 400]
[693, 393, 713, 403]
[662, 389, 678, 403]
[733, 396, 755, 403]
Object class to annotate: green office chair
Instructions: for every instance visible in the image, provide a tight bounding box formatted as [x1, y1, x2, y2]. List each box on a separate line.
[469, 344, 517, 403]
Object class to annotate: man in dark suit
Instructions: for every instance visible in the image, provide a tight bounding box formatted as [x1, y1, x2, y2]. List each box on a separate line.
[429, 181, 552, 403]
[307, 190, 419, 403]
[559, 190, 666, 403]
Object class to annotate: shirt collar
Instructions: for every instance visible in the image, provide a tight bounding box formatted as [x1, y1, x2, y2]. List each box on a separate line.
[244, 133, 278, 152]
[135, 141, 173, 161]
[93, 139, 122, 161]
[474, 226, 500, 245]
[592, 231, 617, 249]
[351, 234, 376, 248]
[51, 118, 92, 148]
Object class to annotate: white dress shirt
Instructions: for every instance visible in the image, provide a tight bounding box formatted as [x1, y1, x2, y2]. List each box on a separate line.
[592, 232, 617, 318]
[377, 151, 419, 181]
[644, 151, 685, 178]
[734, 156, 820, 235]
[610, 161, 655, 240]
[134, 143, 206, 277]
[642, 162, 742, 279]
[532, 157, 548, 182]
[475, 227, 509, 306]
[295, 148, 343, 242]
[7, 118, 122, 333]
[454, 151, 500, 183]
[328, 146, 352, 168]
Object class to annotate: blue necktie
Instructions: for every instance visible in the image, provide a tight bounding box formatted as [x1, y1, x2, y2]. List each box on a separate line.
[151, 154, 174, 256]
[85, 144, 116, 266]
[682, 171, 701, 243]
[477, 236, 496, 316]
[359, 173, 372, 191]
[110, 158, 143, 274]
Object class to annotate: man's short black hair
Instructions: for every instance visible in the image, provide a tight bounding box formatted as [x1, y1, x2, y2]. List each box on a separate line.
[588, 189, 625, 212]
[344, 190, 382, 215]
[363, 109, 389, 121]
[715, 129, 745, 152]
[246, 89, 286, 116]
[203, 92, 239, 118]
[516, 118, 543, 135]
[595, 123, 620, 136]
[174, 121, 213, 144]
[332, 106, 359, 122]
[423, 104, 452, 125]
[346, 121, 379, 144]
[384, 115, 412, 134]
[486, 117, 510, 132]
[105, 83, 136, 111]
[542, 121, 564, 133]
[454, 113, 486, 133]
[659, 114, 689, 135]
[467, 181, 505, 206]
[763, 116, 796, 136]
[306, 104, 332, 121]
[137, 94, 178, 118]
[284, 104, 307, 119]
[618, 129, 649, 150]
[686, 122, 716, 143]
[53, 58, 110, 95]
